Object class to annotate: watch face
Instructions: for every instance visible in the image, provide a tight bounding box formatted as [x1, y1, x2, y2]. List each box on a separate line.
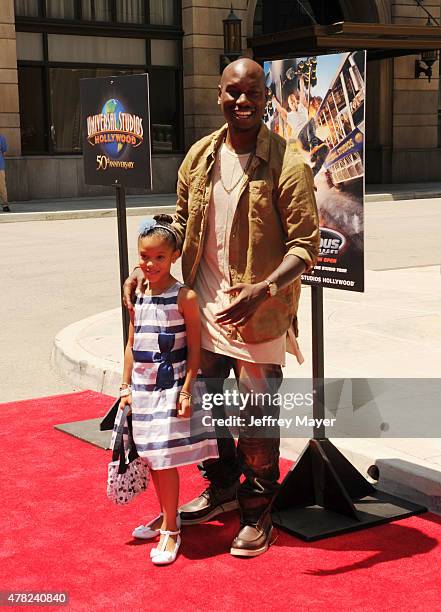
[269, 282, 277, 296]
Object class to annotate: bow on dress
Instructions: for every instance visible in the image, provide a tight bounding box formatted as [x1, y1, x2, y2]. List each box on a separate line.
[155, 332, 176, 390]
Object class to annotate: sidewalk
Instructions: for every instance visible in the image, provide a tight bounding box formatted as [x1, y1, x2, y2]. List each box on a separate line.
[367, 181, 441, 202]
[1, 181, 441, 223]
[0, 193, 176, 222]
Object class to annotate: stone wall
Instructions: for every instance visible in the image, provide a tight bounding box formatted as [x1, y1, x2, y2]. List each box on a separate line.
[0, 0, 20, 156]
[6, 155, 183, 200]
[390, 0, 441, 181]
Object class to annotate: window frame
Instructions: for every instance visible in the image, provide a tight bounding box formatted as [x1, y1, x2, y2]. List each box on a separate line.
[15, 4, 184, 155]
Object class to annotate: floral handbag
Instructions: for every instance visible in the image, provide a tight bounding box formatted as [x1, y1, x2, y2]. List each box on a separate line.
[107, 404, 150, 505]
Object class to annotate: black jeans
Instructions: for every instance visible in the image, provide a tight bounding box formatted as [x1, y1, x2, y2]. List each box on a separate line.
[199, 349, 283, 523]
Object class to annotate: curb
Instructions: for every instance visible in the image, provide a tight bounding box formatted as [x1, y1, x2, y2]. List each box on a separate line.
[1, 192, 441, 223]
[0, 205, 175, 223]
[281, 438, 441, 514]
[365, 191, 441, 202]
[51, 309, 122, 396]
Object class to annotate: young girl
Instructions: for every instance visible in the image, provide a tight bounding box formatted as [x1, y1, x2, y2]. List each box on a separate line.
[119, 214, 218, 566]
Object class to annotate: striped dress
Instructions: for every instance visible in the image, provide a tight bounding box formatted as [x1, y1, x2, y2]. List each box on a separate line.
[131, 280, 218, 470]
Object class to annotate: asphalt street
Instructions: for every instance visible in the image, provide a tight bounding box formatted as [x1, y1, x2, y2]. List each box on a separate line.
[0, 198, 440, 402]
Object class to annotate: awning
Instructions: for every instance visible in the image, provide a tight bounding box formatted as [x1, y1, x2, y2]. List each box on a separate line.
[249, 21, 441, 61]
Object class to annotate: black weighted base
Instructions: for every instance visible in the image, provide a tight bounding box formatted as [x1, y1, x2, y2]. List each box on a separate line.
[272, 438, 426, 541]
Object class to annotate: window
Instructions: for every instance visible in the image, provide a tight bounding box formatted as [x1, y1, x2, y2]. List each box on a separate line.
[81, 0, 112, 21]
[116, 0, 145, 24]
[46, 0, 76, 19]
[47, 34, 146, 64]
[149, 69, 181, 152]
[14, 0, 40, 17]
[15, 0, 182, 25]
[150, 0, 179, 26]
[16, 32, 44, 61]
[150, 39, 180, 67]
[18, 66, 46, 153]
[49, 67, 142, 152]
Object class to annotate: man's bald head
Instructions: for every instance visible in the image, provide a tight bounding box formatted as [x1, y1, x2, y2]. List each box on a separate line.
[220, 58, 265, 88]
[218, 58, 266, 134]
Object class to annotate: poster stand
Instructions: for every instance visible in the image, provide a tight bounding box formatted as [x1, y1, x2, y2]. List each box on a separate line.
[115, 182, 130, 348]
[271, 285, 427, 541]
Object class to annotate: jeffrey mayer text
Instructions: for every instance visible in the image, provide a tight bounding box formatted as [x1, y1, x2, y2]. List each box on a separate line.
[201, 415, 336, 428]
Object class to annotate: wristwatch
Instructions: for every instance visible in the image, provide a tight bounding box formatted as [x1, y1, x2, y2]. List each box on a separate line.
[264, 279, 278, 297]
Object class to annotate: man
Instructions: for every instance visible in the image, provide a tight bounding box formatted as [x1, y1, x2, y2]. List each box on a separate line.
[125, 58, 319, 557]
[0, 133, 10, 212]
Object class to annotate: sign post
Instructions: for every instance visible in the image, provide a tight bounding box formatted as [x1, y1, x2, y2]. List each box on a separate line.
[80, 73, 152, 349]
[115, 182, 130, 346]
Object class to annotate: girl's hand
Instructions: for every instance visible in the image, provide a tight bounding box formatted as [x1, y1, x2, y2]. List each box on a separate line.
[119, 394, 132, 415]
[177, 394, 191, 418]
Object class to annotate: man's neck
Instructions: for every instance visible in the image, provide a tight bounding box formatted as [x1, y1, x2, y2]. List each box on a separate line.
[224, 125, 260, 155]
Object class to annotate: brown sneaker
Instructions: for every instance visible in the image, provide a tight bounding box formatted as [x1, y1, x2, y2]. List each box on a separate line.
[230, 513, 274, 557]
[179, 483, 239, 525]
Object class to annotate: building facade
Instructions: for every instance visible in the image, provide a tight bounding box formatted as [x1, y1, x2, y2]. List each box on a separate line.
[1, 0, 440, 201]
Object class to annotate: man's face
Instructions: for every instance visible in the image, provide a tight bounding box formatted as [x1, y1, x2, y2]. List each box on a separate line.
[218, 65, 266, 132]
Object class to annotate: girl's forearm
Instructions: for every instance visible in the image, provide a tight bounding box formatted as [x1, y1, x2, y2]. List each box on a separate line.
[181, 347, 200, 393]
[122, 343, 134, 384]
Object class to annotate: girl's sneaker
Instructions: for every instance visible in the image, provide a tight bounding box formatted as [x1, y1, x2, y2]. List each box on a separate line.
[132, 513, 181, 539]
[151, 529, 181, 565]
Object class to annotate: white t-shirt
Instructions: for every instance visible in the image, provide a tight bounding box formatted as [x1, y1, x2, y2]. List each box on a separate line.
[193, 143, 286, 366]
[287, 102, 308, 139]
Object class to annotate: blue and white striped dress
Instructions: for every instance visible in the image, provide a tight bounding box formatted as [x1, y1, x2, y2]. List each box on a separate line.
[131, 280, 218, 470]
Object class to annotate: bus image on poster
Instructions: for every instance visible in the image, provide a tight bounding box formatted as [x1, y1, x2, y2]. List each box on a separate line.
[264, 51, 366, 292]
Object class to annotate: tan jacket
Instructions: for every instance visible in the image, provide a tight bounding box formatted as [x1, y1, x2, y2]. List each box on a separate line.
[173, 122, 320, 344]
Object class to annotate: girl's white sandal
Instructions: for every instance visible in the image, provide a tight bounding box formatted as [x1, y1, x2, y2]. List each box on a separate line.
[132, 513, 163, 539]
[151, 529, 181, 565]
[133, 513, 181, 540]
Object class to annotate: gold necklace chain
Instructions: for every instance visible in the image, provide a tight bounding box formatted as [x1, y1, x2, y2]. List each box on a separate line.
[219, 144, 255, 195]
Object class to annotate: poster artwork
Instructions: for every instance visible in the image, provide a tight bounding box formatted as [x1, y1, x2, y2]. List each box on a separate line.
[264, 51, 366, 292]
[80, 73, 152, 189]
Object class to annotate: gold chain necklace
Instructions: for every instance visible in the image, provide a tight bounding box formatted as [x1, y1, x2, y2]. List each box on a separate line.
[219, 143, 255, 195]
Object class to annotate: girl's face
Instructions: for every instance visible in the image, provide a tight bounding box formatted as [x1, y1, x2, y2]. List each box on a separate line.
[138, 234, 179, 286]
[288, 93, 298, 111]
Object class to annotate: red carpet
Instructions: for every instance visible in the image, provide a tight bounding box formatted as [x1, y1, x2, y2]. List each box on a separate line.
[1, 390, 441, 612]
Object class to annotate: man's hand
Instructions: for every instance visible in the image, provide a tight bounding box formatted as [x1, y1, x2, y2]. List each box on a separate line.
[123, 268, 145, 312]
[215, 282, 267, 328]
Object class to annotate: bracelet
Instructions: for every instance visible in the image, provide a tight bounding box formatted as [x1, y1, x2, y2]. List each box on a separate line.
[119, 382, 131, 389]
[179, 391, 192, 400]
[119, 385, 132, 397]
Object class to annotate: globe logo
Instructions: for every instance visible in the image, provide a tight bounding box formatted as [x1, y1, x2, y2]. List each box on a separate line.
[101, 98, 126, 158]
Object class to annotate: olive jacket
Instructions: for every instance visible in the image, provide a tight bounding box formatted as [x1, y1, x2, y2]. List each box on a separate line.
[173, 122, 320, 344]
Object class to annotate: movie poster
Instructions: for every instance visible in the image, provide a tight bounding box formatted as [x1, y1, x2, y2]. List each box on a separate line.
[264, 51, 366, 292]
[80, 73, 152, 189]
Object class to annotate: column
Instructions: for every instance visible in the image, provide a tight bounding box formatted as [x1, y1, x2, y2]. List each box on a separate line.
[182, 0, 249, 147]
[0, 0, 20, 155]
